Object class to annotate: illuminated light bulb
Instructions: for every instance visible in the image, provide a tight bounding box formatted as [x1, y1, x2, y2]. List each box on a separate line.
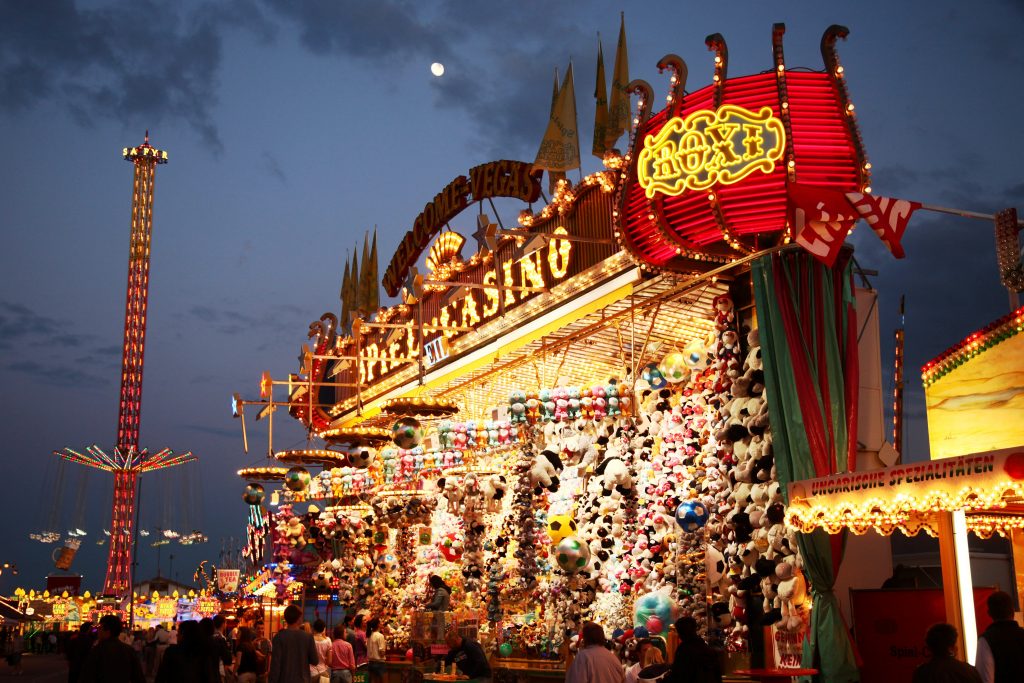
[781, 101, 789, 109]
[714, 56, 722, 64]
[864, 186, 872, 194]
[788, 160, 795, 168]
[864, 162, 872, 170]
[836, 65, 845, 74]
[777, 64, 785, 72]
[847, 103, 855, 111]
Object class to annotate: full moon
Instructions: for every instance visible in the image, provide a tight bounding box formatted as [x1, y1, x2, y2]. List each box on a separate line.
[430, 62, 445, 77]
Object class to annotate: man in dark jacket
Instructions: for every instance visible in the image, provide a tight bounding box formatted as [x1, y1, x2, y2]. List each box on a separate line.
[668, 617, 721, 683]
[67, 622, 95, 683]
[80, 615, 145, 683]
[443, 630, 491, 681]
[976, 591, 1024, 683]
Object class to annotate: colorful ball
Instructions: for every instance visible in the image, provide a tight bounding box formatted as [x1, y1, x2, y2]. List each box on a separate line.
[684, 338, 707, 368]
[546, 514, 577, 544]
[641, 363, 667, 389]
[284, 467, 311, 492]
[242, 483, 265, 506]
[376, 553, 398, 572]
[554, 536, 591, 573]
[498, 643, 513, 657]
[438, 533, 463, 562]
[347, 445, 377, 469]
[675, 500, 709, 532]
[658, 352, 691, 384]
[392, 417, 424, 449]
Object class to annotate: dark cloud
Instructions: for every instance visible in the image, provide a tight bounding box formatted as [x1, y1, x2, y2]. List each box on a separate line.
[262, 151, 287, 185]
[0, 301, 94, 350]
[257, 0, 450, 61]
[186, 302, 309, 336]
[0, 1, 230, 150]
[5, 359, 109, 388]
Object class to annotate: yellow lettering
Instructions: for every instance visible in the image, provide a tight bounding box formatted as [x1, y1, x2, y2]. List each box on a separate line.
[501, 258, 516, 306]
[482, 270, 500, 317]
[548, 227, 572, 279]
[519, 250, 545, 293]
[637, 104, 786, 198]
[460, 291, 481, 329]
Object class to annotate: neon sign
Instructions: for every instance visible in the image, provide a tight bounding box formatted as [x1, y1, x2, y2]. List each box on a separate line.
[637, 104, 785, 199]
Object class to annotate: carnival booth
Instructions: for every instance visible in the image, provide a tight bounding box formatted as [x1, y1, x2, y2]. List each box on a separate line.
[230, 24, 971, 683]
[787, 304, 1024, 683]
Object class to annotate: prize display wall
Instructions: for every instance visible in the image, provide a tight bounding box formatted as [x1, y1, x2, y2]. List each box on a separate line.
[239, 289, 809, 666]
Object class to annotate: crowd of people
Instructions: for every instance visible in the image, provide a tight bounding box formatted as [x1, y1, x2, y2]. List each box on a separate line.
[2, 588, 1021, 683]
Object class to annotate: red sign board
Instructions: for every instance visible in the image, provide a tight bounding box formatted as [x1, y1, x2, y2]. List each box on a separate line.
[850, 588, 994, 683]
[616, 25, 868, 274]
[46, 574, 82, 596]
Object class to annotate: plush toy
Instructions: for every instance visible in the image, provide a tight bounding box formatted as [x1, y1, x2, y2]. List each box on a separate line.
[775, 557, 808, 630]
[436, 476, 465, 514]
[530, 448, 564, 495]
[594, 456, 632, 497]
[509, 391, 528, 423]
[480, 474, 508, 512]
[285, 517, 307, 547]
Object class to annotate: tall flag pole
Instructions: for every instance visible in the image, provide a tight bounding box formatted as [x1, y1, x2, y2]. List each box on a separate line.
[534, 62, 580, 195]
[592, 35, 609, 159]
[605, 12, 630, 150]
[892, 294, 905, 461]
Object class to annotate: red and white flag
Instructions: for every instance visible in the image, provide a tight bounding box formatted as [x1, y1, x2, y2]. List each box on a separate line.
[788, 184, 922, 266]
[788, 184, 859, 267]
[846, 192, 921, 259]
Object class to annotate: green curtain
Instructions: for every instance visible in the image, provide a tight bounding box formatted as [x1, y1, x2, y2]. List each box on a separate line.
[751, 246, 860, 682]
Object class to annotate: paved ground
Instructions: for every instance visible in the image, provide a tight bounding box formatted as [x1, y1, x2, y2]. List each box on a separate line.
[0, 653, 66, 682]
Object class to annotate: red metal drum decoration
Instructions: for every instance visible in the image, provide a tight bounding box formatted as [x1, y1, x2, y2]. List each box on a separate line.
[615, 24, 870, 273]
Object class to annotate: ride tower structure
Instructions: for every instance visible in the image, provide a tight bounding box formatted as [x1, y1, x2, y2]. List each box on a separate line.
[54, 133, 195, 598]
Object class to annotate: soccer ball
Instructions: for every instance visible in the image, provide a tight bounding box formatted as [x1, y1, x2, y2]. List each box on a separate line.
[642, 363, 667, 390]
[674, 500, 709, 532]
[376, 553, 398, 572]
[547, 514, 577, 544]
[347, 446, 377, 469]
[392, 417, 424, 449]
[555, 537, 591, 573]
[658, 352, 691, 384]
[285, 467, 311, 492]
[242, 483, 265, 506]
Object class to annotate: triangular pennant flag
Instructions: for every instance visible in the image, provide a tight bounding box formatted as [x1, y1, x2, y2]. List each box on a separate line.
[548, 67, 567, 195]
[845, 192, 921, 259]
[788, 183, 859, 267]
[593, 38, 609, 159]
[340, 257, 351, 329]
[367, 229, 379, 312]
[535, 62, 581, 175]
[605, 13, 630, 150]
[348, 246, 360, 321]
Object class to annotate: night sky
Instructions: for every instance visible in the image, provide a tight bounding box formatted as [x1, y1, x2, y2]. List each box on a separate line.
[1, 0, 1021, 592]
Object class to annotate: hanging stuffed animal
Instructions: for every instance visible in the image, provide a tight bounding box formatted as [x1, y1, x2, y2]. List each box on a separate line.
[529, 448, 564, 495]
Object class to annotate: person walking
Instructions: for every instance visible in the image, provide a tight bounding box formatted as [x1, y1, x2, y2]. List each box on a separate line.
[330, 625, 356, 683]
[565, 623, 624, 683]
[912, 623, 982, 683]
[66, 622, 95, 683]
[212, 614, 234, 681]
[232, 627, 267, 683]
[668, 617, 721, 683]
[443, 630, 491, 683]
[976, 591, 1024, 683]
[366, 619, 388, 683]
[156, 620, 216, 683]
[310, 620, 332, 683]
[268, 605, 318, 683]
[80, 615, 145, 683]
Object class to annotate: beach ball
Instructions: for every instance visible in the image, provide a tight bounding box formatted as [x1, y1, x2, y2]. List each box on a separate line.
[658, 352, 690, 385]
[675, 500, 709, 532]
[641, 363, 666, 390]
[634, 590, 675, 636]
[499, 643, 513, 657]
[392, 417, 424, 449]
[347, 445, 377, 469]
[243, 483, 265, 506]
[555, 537, 591, 573]
[547, 514, 577, 544]
[438, 533, 463, 562]
[285, 467, 311, 492]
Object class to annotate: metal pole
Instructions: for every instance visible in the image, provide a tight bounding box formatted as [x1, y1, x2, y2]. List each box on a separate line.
[128, 474, 142, 630]
[920, 203, 1024, 226]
